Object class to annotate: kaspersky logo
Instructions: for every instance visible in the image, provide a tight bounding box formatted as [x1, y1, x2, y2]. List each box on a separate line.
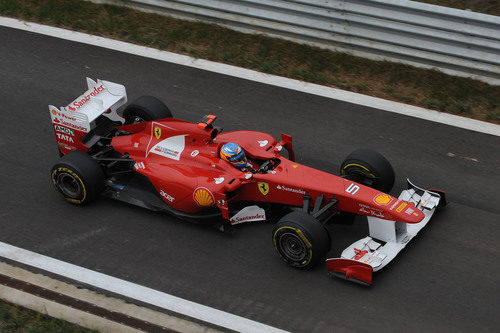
[68, 84, 105, 111]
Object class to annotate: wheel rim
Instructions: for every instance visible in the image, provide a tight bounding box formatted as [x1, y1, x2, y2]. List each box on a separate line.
[343, 165, 376, 185]
[132, 116, 145, 123]
[278, 232, 307, 262]
[56, 172, 82, 198]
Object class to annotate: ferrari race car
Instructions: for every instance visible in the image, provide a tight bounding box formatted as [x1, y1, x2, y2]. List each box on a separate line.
[49, 78, 446, 285]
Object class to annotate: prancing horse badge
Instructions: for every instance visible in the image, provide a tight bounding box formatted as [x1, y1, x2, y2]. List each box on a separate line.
[154, 127, 161, 139]
[258, 182, 269, 195]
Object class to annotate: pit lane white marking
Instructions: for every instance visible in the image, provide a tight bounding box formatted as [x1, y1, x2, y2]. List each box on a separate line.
[0, 262, 217, 333]
[0, 241, 288, 333]
[1, 16, 498, 137]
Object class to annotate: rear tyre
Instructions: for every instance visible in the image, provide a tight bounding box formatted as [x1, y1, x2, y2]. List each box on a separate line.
[272, 212, 330, 269]
[51, 151, 105, 205]
[123, 96, 173, 124]
[340, 148, 395, 193]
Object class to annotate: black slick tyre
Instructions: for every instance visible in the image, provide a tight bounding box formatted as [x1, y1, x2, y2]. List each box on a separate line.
[51, 151, 105, 205]
[340, 148, 395, 193]
[272, 212, 330, 269]
[123, 96, 172, 124]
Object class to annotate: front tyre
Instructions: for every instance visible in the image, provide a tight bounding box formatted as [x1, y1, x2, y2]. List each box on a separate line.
[273, 212, 330, 269]
[51, 151, 105, 205]
[340, 148, 395, 193]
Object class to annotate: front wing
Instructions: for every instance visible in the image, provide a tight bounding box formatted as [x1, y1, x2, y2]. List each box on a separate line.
[326, 180, 446, 285]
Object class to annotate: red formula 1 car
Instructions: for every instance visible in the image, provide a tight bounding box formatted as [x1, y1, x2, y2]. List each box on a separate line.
[49, 78, 446, 285]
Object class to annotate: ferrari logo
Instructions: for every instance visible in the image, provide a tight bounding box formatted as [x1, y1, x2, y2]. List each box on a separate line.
[258, 182, 269, 196]
[154, 127, 161, 139]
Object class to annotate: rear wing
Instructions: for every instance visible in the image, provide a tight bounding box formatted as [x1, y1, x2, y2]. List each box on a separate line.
[49, 78, 127, 154]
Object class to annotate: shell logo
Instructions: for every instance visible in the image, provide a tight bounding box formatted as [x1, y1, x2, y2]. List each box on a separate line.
[51, 109, 57, 115]
[193, 187, 214, 207]
[374, 194, 392, 205]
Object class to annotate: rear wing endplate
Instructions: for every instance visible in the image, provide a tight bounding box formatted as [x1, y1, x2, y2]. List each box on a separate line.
[49, 78, 127, 153]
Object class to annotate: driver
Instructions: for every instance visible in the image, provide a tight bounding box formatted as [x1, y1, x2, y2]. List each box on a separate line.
[220, 143, 256, 172]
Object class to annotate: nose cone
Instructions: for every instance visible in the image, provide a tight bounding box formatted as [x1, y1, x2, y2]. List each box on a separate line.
[339, 179, 425, 223]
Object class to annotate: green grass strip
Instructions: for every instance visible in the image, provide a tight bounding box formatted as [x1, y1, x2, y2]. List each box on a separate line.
[1, 0, 499, 123]
[0, 300, 94, 333]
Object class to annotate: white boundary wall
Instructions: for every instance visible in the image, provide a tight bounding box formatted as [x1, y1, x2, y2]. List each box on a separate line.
[92, 0, 500, 84]
[1, 17, 499, 136]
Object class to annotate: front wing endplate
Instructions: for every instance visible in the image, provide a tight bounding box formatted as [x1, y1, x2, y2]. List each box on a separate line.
[326, 179, 445, 285]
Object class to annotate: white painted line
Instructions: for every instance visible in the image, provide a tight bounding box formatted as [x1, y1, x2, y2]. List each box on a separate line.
[0, 262, 220, 333]
[0, 241, 288, 333]
[0, 16, 499, 136]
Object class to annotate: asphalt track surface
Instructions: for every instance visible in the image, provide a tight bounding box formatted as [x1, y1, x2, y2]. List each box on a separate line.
[1, 26, 499, 332]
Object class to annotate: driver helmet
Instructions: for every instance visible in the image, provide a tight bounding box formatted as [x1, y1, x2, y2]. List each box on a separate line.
[220, 143, 247, 169]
